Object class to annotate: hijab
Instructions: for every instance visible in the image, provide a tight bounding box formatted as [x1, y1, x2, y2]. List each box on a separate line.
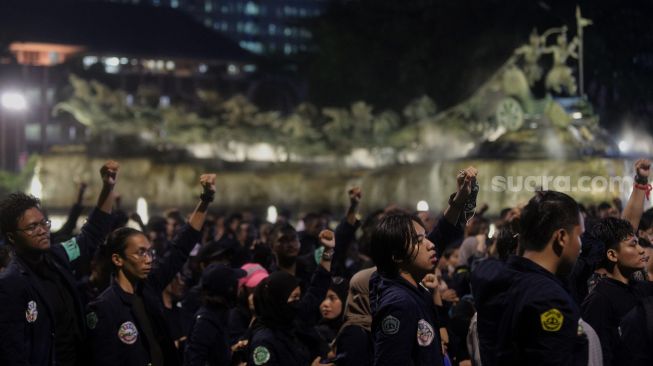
[340, 267, 375, 333]
[253, 271, 300, 330]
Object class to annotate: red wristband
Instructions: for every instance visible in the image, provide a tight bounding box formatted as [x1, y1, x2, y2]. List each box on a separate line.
[634, 183, 652, 201]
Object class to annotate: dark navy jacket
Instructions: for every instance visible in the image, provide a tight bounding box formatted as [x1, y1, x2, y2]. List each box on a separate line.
[618, 295, 653, 365]
[86, 225, 201, 366]
[581, 277, 642, 366]
[470, 257, 519, 366]
[0, 209, 113, 366]
[183, 305, 231, 366]
[247, 266, 332, 366]
[368, 215, 463, 366]
[370, 273, 443, 366]
[335, 325, 372, 366]
[494, 256, 588, 366]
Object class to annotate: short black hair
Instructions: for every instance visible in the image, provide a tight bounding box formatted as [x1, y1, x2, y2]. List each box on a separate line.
[104, 227, 144, 260]
[589, 217, 635, 271]
[0, 193, 42, 243]
[302, 212, 321, 224]
[495, 226, 519, 261]
[268, 222, 297, 247]
[638, 212, 653, 232]
[597, 202, 612, 211]
[370, 212, 425, 276]
[519, 191, 580, 252]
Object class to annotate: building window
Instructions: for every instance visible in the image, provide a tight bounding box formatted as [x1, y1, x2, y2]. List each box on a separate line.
[205, 0, 212, 12]
[268, 24, 276, 35]
[284, 44, 292, 54]
[171, 0, 178, 8]
[48, 52, 60, 64]
[244, 22, 258, 35]
[284, 27, 292, 36]
[245, 2, 259, 15]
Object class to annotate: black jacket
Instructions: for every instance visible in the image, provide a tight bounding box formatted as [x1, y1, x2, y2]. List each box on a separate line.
[494, 256, 588, 366]
[0, 208, 113, 366]
[184, 305, 231, 366]
[86, 225, 201, 366]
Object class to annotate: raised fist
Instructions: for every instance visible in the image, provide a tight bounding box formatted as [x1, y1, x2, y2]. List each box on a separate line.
[348, 186, 362, 204]
[100, 160, 119, 187]
[319, 229, 335, 249]
[635, 159, 651, 179]
[200, 174, 217, 193]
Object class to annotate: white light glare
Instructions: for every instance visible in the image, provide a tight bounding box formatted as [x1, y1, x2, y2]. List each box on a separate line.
[618, 140, 628, 152]
[488, 223, 496, 239]
[1, 92, 27, 111]
[572, 112, 583, 119]
[416, 200, 429, 212]
[136, 197, 149, 225]
[266, 206, 278, 224]
[105, 57, 120, 67]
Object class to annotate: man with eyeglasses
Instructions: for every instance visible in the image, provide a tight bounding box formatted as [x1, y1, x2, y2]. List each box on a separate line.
[85, 174, 216, 366]
[0, 160, 120, 366]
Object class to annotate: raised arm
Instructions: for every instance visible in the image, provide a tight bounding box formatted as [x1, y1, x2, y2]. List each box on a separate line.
[57, 161, 118, 265]
[443, 166, 478, 227]
[51, 182, 87, 242]
[297, 230, 335, 326]
[97, 161, 119, 214]
[333, 187, 362, 278]
[622, 159, 650, 230]
[428, 167, 477, 256]
[148, 174, 215, 293]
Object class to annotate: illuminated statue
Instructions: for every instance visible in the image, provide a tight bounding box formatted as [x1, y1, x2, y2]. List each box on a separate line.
[544, 28, 579, 95]
[514, 27, 565, 87]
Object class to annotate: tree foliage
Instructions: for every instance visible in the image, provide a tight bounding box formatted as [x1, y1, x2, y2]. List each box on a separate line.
[53, 75, 455, 159]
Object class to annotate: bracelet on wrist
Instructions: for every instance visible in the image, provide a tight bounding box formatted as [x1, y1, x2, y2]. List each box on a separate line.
[200, 191, 215, 203]
[635, 175, 649, 185]
[634, 183, 652, 201]
[321, 249, 334, 261]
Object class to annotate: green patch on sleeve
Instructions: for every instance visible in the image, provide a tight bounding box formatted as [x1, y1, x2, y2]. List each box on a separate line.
[61, 238, 80, 261]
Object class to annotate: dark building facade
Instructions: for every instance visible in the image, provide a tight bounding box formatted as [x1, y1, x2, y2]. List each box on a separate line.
[91, 0, 332, 55]
[0, 0, 254, 171]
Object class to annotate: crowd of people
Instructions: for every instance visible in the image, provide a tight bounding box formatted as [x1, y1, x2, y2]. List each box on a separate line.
[1, 159, 653, 366]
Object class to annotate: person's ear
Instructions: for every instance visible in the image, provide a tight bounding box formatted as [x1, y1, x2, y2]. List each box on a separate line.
[606, 248, 619, 263]
[6, 232, 15, 245]
[552, 229, 566, 257]
[111, 253, 124, 268]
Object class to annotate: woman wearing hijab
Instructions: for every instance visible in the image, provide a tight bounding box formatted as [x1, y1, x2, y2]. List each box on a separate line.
[333, 267, 376, 366]
[316, 278, 349, 345]
[247, 230, 337, 366]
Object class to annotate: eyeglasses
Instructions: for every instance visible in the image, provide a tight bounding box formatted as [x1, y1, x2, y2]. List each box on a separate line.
[130, 248, 156, 261]
[16, 219, 51, 236]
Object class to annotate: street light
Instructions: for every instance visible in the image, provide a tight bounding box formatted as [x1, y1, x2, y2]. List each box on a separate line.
[1, 91, 27, 111]
[0, 90, 28, 171]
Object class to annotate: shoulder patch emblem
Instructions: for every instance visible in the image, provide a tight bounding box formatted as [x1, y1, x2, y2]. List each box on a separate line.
[25, 300, 38, 323]
[540, 308, 563, 332]
[117, 321, 138, 345]
[253, 346, 271, 365]
[86, 312, 98, 330]
[417, 319, 435, 346]
[382, 315, 400, 335]
[61, 238, 80, 261]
